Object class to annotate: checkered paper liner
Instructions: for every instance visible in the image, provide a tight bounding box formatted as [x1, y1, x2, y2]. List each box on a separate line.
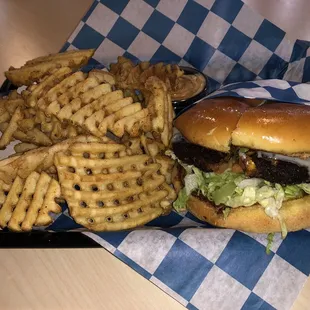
[35, 0, 310, 309]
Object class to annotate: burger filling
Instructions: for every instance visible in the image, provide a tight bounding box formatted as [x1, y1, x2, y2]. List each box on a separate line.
[169, 140, 310, 237]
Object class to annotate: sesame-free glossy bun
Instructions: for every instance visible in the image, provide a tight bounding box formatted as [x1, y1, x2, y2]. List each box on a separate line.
[187, 195, 310, 233]
[174, 98, 248, 152]
[232, 103, 310, 154]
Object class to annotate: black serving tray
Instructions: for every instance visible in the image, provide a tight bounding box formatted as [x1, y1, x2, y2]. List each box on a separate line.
[0, 65, 206, 248]
[0, 231, 100, 248]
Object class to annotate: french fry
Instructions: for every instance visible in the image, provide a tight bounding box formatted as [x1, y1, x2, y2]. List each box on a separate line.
[5, 49, 94, 86]
[89, 70, 116, 85]
[0, 180, 11, 204]
[0, 135, 103, 184]
[25, 49, 94, 66]
[145, 76, 174, 146]
[27, 128, 53, 146]
[21, 172, 52, 231]
[0, 171, 63, 231]
[24, 67, 72, 107]
[0, 109, 10, 124]
[45, 71, 86, 102]
[0, 107, 23, 149]
[14, 143, 38, 153]
[35, 178, 62, 226]
[5, 99, 24, 115]
[0, 175, 24, 228]
[18, 119, 35, 131]
[145, 76, 166, 132]
[54, 142, 175, 231]
[6, 172, 40, 230]
[32, 72, 151, 140]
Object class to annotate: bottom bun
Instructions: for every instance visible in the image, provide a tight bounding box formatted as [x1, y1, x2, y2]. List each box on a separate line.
[187, 195, 310, 233]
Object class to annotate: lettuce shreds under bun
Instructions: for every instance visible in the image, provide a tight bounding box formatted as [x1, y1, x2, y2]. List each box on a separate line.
[168, 150, 310, 237]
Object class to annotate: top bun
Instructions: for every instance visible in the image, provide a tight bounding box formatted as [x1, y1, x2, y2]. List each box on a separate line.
[232, 103, 310, 154]
[174, 98, 248, 152]
[175, 98, 310, 154]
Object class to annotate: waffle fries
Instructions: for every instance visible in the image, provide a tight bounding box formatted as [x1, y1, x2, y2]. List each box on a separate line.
[22, 68, 172, 145]
[55, 142, 176, 231]
[5, 49, 95, 86]
[0, 135, 103, 184]
[0, 171, 62, 231]
[0, 93, 86, 150]
[0, 50, 179, 232]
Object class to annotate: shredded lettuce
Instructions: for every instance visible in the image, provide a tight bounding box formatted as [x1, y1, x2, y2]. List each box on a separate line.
[173, 187, 188, 212]
[298, 183, 310, 195]
[167, 150, 310, 237]
[284, 185, 304, 200]
[222, 208, 231, 220]
[266, 233, 274, 255]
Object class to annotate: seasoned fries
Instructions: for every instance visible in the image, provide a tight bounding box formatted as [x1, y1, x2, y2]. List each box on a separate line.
[55, 142, 176, 231]
[0, 107, 23, 149]
[14, 143, 38, 154]
[0, 49, 178, 231]
[5, 49, 95, 86]
[0, 135, 103, 184]
[0, 171, 62, 231]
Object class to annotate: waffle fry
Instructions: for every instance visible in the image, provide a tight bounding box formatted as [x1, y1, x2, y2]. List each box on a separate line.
[0, 180, 11, 205]
[25, 49, 94, 66]
[38, 74, 107, 111]
[154, 155, 175, 184]
[0, 107, 23, 149]
[0, 171, 61, 231]
[0, 88, 88, 149]
[20, 66, 172, 146]
[0, 175, 24, 228]
[88, 70, 116, 85]
[0, 50, 179, 232]
[0, 135, 103, 184]
[140, 134, 165, 157]
[55, 142, 176, 231]
[35, 178, 62, 226]
[23, 67, 73, 107]
[5, 49, 94, 86]
[145, 77, 174, 146]
[36, 75, 150, 139]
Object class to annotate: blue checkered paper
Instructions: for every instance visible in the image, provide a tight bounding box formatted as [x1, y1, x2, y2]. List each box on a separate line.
[51, 1, 310, 309]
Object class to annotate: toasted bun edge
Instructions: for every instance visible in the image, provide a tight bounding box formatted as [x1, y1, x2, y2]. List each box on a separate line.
[187, 195, 310, 233]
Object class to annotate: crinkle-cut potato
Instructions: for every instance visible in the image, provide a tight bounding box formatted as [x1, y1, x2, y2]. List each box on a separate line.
[5, 49, 95, 86]
[54, 142, 176, 231]
[33, 70, 151, 139]
[18, 64, 173, 147]
[88, 70, 116, 86]
[23, 67, 73, 108]
[0, 51, 178, 232]
[0, 171, 62, 231]
[145, 77, 174, 147]
[0, 135, 103, 184]
[0, 91, 90, 150]
[0, 106, 23, 150]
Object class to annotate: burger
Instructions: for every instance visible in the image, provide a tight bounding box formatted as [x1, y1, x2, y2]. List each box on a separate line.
[169, 97, 310, 237]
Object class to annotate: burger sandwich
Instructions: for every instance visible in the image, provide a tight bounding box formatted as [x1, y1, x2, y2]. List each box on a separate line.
[169, 97, 310, 237]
